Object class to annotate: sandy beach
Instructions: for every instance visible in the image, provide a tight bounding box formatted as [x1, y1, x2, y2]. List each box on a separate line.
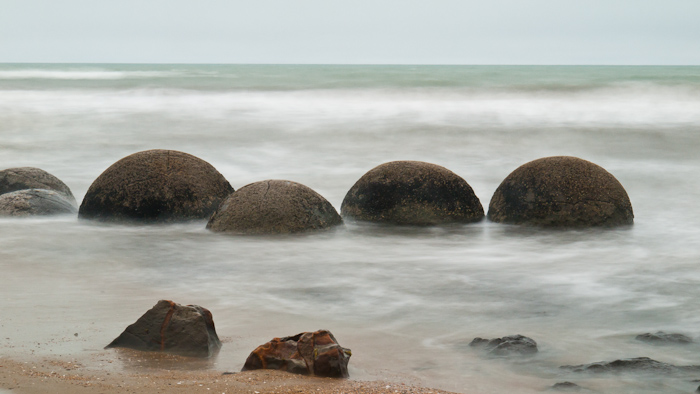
[0, 354, 458, 394]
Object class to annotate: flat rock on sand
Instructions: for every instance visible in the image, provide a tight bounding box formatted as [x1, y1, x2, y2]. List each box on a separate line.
[243, 329, 351, 378]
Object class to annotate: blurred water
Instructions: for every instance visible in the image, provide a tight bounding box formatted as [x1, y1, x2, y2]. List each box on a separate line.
[1, 64, 700, 393]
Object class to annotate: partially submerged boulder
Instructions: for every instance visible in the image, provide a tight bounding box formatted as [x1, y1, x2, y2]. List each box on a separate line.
[105, 300, 221, 358]
[206, 180, 342, 235]
[0, 189, 77, 216]
[635, 331, 692, 345]
[469, 334, 538, 356]
[79, 150, 233, 222]
[488, 156, 633, 227]
[242, 329, 351, 378]
[0, 167, 76, 204]
[341, 161, 484, 225]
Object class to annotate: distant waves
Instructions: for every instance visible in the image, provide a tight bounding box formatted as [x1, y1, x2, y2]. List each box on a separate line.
[1, 85, 699, 128]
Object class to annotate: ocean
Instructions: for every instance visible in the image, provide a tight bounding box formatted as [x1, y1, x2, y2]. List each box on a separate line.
[1, 64, 700, 393]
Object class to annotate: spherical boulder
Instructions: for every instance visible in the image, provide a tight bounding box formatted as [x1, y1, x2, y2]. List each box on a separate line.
[0, 167, 76, 205]
[206, 180, 342, 234]
[340, 161, 484, 225]
[487, 156, 633, 227]
[79, 149, 233, 222]
[0, 189, 77, 216]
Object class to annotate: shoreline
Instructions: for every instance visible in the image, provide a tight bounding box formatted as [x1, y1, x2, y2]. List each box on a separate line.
[0, 354, 459, 394]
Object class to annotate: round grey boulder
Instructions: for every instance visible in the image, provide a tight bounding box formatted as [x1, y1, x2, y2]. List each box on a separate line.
[488, 156, 633, 227]
[79, 149, 233, 222]
[0, 189, 77, 216]
[340, 161, 484, 225]
[207, 180, 342, 234]
[0, 167, 76, 205]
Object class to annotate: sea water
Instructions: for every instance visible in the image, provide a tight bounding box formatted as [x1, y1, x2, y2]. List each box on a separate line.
[1, 64, 700, 393]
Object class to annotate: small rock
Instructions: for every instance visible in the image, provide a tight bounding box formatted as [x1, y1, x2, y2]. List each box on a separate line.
[105, 300, 221, 358]
[635, 331, 693, 345]
[550, 382, 582, 391]
[242, 329, 351, 378]
[560, 357, 700, 374]
[0, 189, 77, 216]
[469, 334, 538, 356]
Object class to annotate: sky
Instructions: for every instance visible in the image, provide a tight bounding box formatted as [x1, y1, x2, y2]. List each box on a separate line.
[1, 0, 699, 65]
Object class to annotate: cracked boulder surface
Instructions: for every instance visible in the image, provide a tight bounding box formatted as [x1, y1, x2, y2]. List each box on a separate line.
[206, 180, 342, 234]
[487, 156, 633, 227]
[243, 329, 351, 378]
[105, 300, 221, 358]
[0, 189, 77, 216]
[340, 161, 484, 225]
[79, 149, 233, 222]
[0, 167, 76, 205]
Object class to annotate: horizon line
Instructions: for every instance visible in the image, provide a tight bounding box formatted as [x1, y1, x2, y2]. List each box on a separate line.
[1, 62, 699, 67]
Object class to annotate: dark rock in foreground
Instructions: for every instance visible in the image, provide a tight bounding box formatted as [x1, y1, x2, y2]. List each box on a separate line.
[79, 149, 233, 223]
[488, 156, 633, 227]
[242, 329, 351, 378]
[106, 300, 221, 358]
[0, 167, 76, 204]
[469, 334, 538, 356]
[635, 331, 693, 345]
[207, 180, 342, 235]
[341, 161, 484, 225]
[0, 189, 77, 216]
[560, 357, 700, 374]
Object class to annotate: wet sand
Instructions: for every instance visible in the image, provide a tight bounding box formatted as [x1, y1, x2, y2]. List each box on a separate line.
[0, 355, 458, 394]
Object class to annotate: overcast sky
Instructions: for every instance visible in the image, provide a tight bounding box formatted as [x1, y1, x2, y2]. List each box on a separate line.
[1, 0, 699, 64]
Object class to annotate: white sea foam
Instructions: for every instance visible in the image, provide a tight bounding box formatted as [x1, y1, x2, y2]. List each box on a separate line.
[1, 85, 698, 128]
[0, 69, 178, 80]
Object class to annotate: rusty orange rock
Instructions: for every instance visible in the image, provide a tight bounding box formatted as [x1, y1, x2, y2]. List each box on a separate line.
[242, 330, 351, 378]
